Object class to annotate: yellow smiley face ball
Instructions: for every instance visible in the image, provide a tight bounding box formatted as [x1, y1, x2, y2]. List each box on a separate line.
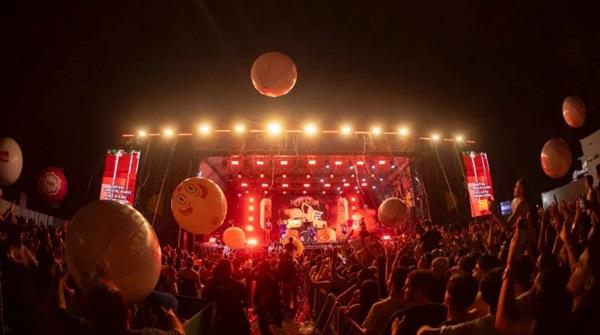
[171, 177, 228, 234]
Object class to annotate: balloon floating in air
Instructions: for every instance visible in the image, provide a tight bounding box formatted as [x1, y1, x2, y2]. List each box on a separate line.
[37, 167, 68, 204]
[562, 96, 586, 128]
[171, 177, 227, 235]
[223, 227, 247, 249]
[377, 197, 408, 229]
[0, 137, 23, 186]
[540, 138, 572, 179]
[250, 52, 297, 97]
[65, 200, 161, 302]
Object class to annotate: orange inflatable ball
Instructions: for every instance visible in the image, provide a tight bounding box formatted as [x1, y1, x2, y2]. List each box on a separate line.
[250, 52, 297, 97]
[171, 177, 227, 235]
[540, 138, 572, 178]
[223, 227, 247, 249]
[377, 197, 408, 228]
[562, 96, 586, 128]
[65, 200, 161, 302]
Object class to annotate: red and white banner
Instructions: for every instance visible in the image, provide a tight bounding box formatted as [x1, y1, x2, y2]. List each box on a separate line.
[99, 150, 140, 205]
[462, 152, 495, 217]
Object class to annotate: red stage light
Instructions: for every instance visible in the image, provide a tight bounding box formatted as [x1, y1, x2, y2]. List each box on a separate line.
[308, 159, 317, 165]
[257, 160, 264, 165]
[209, 237, 217, 243]
[361, 182, 367, 186]
[306, 174, 311, 178]
[351, 206, 356, 210]
[249, 197, 255, 203]
[246, 225, 254, 232]
[282, 174, 287, 178]
[382, 235, 391, 240]
[248, 238, 258, 246]
[302, 190, 307, 194]
[351, 197, 356, 202]
[324, 183, 331, 187]
[237, 174, 242, 178]
[356, 161, 365, 165]
[283, 190, 287, 194]
[249, 216, 254, 221]
[280, 160, 288, 165]
[334, 161, 343, 166]
[330, 174, 334, 178]
[261, 183, 269, 188]
[241, 182, 248, 187]
[343, 183, 350, 187]
[282, 183, 289, 188]
[322, 190, 326, 194]
[303, 183, 310, 188]
[260, 174, 265, 178]
[249, 205, 254, 211]
[231, 160, 240, 165]
[342, 178, 347, 182]
[378, 160, 386, 165]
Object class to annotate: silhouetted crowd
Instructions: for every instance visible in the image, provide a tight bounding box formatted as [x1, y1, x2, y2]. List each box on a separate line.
[1, 175, 600, 335]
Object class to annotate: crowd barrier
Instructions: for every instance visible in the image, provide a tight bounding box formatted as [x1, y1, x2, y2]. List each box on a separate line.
[307, 281, 366, 335]
[0, 198, 68, 227]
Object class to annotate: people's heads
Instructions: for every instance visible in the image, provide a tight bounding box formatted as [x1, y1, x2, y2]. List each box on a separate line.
[458, 255, 477, 274]
[83, 283, 129, 334]
[480, 267, 503, 314]
[6, 226, 23, 246]
[513, 255, 534, 291]
[288, 237, 293, 243]
[473, 255, 502, 282]
[567, 245, 599, 301]
[403, 269, 439, 304]
[431, 257, 449, 278]
[185, 256, 194, 269]
[445, 273, 478, 312]
[514, 178, 528, 198]
[388, 266, 409, 296]
[213, 259, 234, 278]
[358, 279, 379, 307]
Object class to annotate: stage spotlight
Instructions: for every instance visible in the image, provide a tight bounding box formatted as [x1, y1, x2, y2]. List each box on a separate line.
[249, 216, 254, 221]
[371, 126, 382, 136]
[249, 205, 254, 211]
[198, 123, 211, 135]
[261, 183, 269, 188]
[431, 133, 441, 141]
[382, 235, 391, 241]
[398, 127, 409, 136]
[282, 174, 287, 178]
[260, 174, 265, 178]
[455, 135, 464, 142]
[267, 121, 282, 135]
[249, 197, 255, 202]
[308, 159, 317, 165]
[304, 123, 318, 136]
[340, 124, 352, 135]
[356, 161, 365, 165]
[246, 225, 254, 232]
[302, 190, 307, 194]
[233, 123, 246, 134]
[306, 174, 311, 179]
[208, 237, 217, 243]
[163, 127, 175, 138]
[247, 238, 257, 246]
[137, 129, 148, 138]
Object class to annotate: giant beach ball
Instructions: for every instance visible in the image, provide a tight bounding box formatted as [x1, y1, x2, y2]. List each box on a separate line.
[171, 177, 227, 235]
[0, 137, 23, 186]
[250, 52, 297, 97]
[562, 96, 586, 128]
[223, 227, 247, 249]
[37, 167, 68, 204]
[377, 198, 408, 228]
[65, 200, 161, 302]
[540, 138, 572, 178]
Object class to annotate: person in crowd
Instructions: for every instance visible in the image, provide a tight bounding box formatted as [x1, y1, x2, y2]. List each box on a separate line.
[584, 175, 598, 206]
[363, 266, 410, 335]
[176, 257, 201, 297]
[158, 257, 178, 295]
[252, 260, 282, 335]
[420, 221, 442, 253]
[283, 237, 297, 256]
[278, 251, 299, 311]
[441, 274, 479, 326]
[389, 270, 447, 335]
[417, 268, 503, 335]
[344, 279, 380, 324]
[203, 259, 251, 335]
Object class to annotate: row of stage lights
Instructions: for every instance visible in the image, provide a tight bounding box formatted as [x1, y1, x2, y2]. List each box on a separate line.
[128, 122, 471, 143]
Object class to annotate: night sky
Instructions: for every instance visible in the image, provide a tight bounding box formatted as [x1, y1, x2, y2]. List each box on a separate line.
[3, 0, 600, 217]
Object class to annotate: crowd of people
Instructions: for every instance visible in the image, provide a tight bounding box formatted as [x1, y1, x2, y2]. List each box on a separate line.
[1, 173, 599, 335]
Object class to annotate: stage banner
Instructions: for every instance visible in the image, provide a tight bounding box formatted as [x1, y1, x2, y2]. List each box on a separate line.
[99, 149, 141, 205]
[462, 151, 495, 217]
[316, 228, 330, 243]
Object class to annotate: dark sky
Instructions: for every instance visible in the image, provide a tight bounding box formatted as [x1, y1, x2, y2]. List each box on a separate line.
[3, 0, 600, 216]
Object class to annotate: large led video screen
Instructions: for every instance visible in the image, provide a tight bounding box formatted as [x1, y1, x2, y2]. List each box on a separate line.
[99, 149, 141, 205]
[462, 151, 495, 217]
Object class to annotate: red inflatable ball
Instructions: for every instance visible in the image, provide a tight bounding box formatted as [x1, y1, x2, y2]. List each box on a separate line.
[562, 96, 586, 128]
[377, 198, 408, 229]
[250, 52, 297, 97]
[223, 227, 247, 249]
[540, 138, 572, 179]
[37, 167, 68, 204]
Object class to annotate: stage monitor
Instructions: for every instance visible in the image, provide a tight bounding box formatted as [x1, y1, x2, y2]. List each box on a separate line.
[462, 151, 495, 217]
[500, 201, 512, 216]
[99, 149, 141, 205]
